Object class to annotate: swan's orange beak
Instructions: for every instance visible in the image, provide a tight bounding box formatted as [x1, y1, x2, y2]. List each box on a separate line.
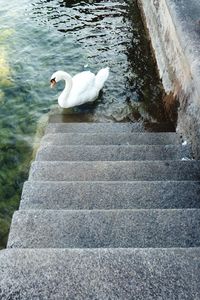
[50, 78, 56, 88]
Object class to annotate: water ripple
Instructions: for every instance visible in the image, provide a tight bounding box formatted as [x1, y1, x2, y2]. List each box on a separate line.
[30, 0, 166, 122]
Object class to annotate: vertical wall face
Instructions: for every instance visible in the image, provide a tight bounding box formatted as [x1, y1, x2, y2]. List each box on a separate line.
[138, 0, 200, 158]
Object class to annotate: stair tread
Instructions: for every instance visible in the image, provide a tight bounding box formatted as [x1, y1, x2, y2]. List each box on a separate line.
[1, 248, 199, 299]
[29, 161, 200, 181]
[41, 132, 180, 145]
[46, 122, 144, 133]
[7, 209, 200, 248]
[20, 180, 200, 210]
[36, 144, 190, 161]
[47, 117, 176, 131]
[0, 248, 199, 299]
[36, 144, 188, 161]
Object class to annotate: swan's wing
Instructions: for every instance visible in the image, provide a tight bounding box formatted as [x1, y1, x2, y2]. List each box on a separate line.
[72, 71, 96, 95]
[66, 71, 97, 106]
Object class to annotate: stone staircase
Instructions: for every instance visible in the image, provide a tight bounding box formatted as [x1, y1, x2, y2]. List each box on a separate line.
[0, 121, 200, 299]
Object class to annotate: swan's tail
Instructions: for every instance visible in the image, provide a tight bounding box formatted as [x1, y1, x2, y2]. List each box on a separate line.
[95, 67, 109, 91]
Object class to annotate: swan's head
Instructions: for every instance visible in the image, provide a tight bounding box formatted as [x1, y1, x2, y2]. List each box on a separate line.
[50, 71, 66, 88]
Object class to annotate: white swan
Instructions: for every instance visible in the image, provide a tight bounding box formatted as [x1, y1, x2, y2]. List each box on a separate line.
[50, 67, 109, 108]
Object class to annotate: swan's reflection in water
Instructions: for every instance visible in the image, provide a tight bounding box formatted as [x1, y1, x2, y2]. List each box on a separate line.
[32, 0, 168, 123]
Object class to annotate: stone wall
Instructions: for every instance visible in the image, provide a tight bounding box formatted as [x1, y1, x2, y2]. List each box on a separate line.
[138, 0, 200, 158]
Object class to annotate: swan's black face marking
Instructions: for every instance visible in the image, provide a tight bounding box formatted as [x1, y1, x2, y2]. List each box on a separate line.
[50, 78, 56, 88]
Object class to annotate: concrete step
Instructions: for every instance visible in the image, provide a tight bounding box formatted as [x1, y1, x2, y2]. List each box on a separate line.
[29, 161, 200, 181]
[36, 145, 186, 161]
[7, 209, 200, 248]
[48, 116, 176, 131]
[41, 132, 180, 145]
[20, 181, 200, 210]
[45, 122, 144, 134]
[0, 248, 199, 299]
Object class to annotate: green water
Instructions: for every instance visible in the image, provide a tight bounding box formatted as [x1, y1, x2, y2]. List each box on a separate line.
[0, 0, 168, 249]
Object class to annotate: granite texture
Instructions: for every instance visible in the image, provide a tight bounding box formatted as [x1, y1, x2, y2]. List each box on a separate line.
[41, 132, 180, 145]
[48, 116, 176, 131]
[45, 122, 144, 134]
[0, 248, 199, 299]
[4, 118, 200, 298]
[20, 180, 200, 210]
[36, 144, 186, 161]
[29, 161, 200, 181]
[7, 209, 200, 248]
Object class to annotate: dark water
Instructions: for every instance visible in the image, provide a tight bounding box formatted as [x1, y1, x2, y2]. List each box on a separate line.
[0, 0, 168, 249]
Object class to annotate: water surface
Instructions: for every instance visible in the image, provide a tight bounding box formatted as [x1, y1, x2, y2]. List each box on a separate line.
[0, 0, 168, 248]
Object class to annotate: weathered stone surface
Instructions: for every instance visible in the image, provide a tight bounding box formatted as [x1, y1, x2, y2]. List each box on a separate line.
[0, 248, 199, 300]
[138, 0, 200, 157]
[48, 117, 176, 131]
[20, 181, 200, 210]
[3, 113, 200, 300]
[7, 209, 200, 248]
[36, 145, 186, 161]
[41, 132, 180, 145]
[29, 161, 200, 181]
[45, 122, 144, 133]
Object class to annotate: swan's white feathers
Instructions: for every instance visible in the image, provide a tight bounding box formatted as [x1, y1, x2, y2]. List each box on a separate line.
[95, 67, 109, 90]
[51, 68, 109, 108]
[70, 71, 97, 104]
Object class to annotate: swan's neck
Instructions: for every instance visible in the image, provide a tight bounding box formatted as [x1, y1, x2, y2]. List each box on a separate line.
[58, 72, 73, 108]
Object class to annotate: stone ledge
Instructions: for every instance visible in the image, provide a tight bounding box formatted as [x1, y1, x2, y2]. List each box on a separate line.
[138, 0, 200, 157]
